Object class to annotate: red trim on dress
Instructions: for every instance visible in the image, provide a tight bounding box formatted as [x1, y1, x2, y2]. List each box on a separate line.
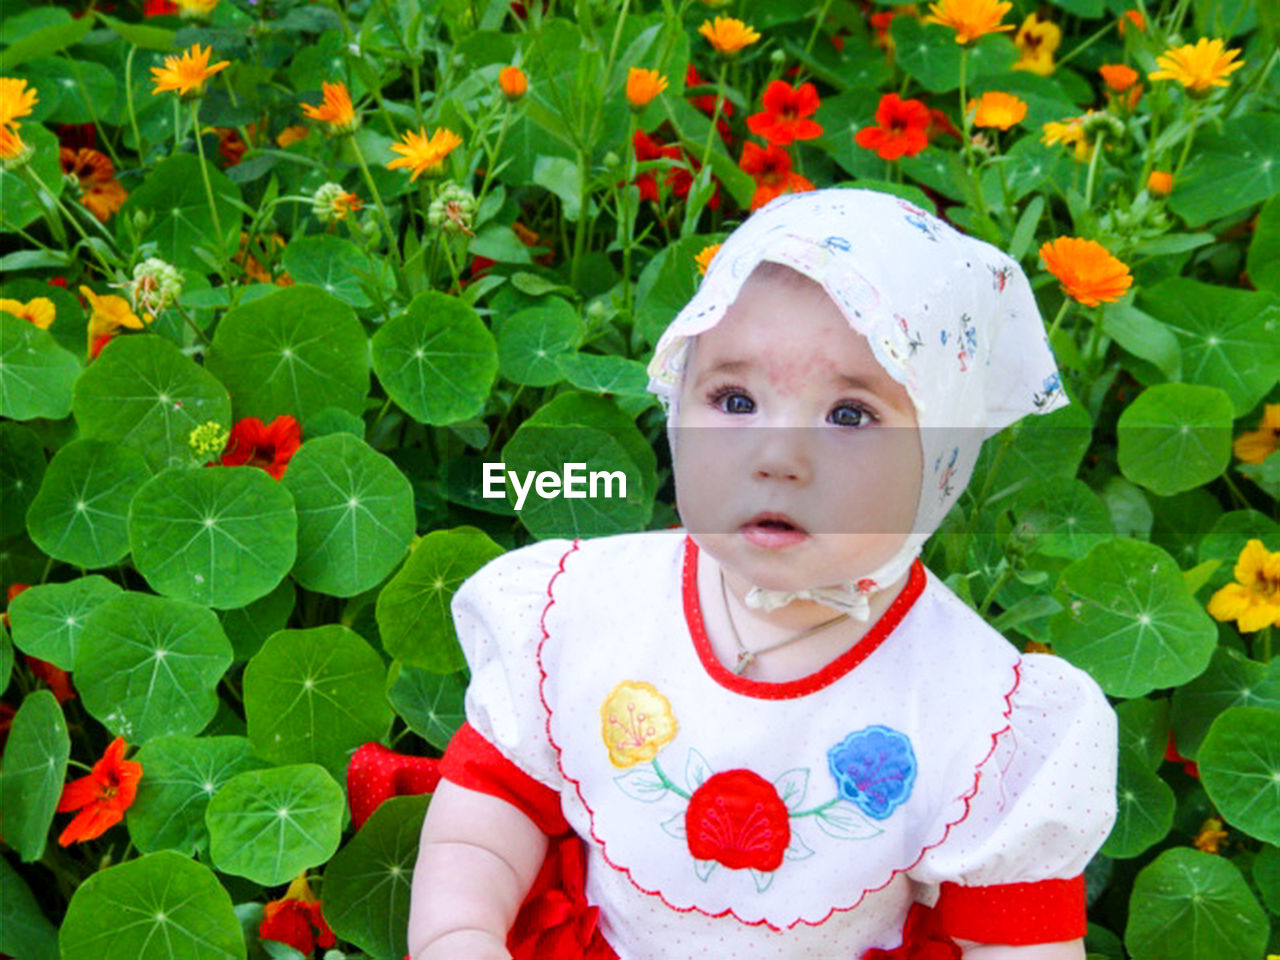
[935, 876, 1086, 945]
[683, 535, 928, 700]
[439, 722, 569, 836]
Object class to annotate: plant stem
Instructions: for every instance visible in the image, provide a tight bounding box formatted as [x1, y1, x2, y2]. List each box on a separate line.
[1085, 303, 1106, 369]
[978, 563, 1016, 618]
[476, 102, 512, 213]
[570, 148, 590, 288]
[350, 135, 402, 266]
[1084, 129, 1105, 208]
[173, 97, 182, 158]
[1045, 298, 1071, 342]
[804, 0, 835, 56]
[191, 100, 227, 262]
[699, 61, 729, 174]
[958, 45, 972, 172]
[1055, 21, 1116, 70]
[23, 167, 116, 276]
[124, 45, 144, 160]
[1172, 99, 1201, 182]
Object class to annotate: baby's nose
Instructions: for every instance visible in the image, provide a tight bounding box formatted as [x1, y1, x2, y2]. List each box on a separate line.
[749, 428, 812, 483]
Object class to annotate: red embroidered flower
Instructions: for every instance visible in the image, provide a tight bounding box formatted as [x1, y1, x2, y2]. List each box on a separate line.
[346, 742, 442, 830]
[746, 80, 824, 146]
[855, 93, 931, 160]
[863, 902, 961, 960]
[738, 142, 815, 211]
[685, 769, 790, 872]
[260, 873, 336, 956]
[508, 834, 617, 960]
[217, 415, 301, 480]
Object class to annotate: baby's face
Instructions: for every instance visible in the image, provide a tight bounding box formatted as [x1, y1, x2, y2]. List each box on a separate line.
[673, 270, 923, 592]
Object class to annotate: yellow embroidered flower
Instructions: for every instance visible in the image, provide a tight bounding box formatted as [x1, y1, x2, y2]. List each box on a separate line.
[0, 77, 38, 134]
[1192, 817, 1228, 854]
[0, 297, 55, 330]
[922, 0, 1014, 45]
[386, 127, 463, 182]
[1233, 404, 1280, 464]
[967, 91, 1027, 130]
[1149, 38, 1245, 94]
[1207, 539, 1280, 632]
[1147, 171, 1174, 196]
[626, 67, 668, 111]
[81, 285, 150, 358]
[1012, 12, 1060, 75]
[300, 81, 359, 134]
[601, 681, 678, 768]
[150, 43, 230, 99]
[695, 243, 721, 276]
[698, 17, 761, 55]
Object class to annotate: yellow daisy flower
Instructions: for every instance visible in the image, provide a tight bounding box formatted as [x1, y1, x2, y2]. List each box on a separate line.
[385, 127, 463, 182]
[626, 67, 668, 111]
[698, 16, 761, 55]
[0, 77, 39, 132]
[922, 0, 1014, 45]
[150, 43, 231, 99]
[1149, 37, 1245, 94]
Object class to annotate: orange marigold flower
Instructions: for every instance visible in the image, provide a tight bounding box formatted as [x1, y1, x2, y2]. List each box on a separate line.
[626, 67, 668, 111]
[747, 80, 823, 146]
[698, 16, 761, 55]
[1100, 64, 1139, 92]
[150, 43, 230, 98]
[1208, 539, 1280, 632]
[300, 81, 359, 134]
[855, 92, 931, 160]
[1192, 817, 1229, 854]
[59, 147, 127, 222]
[738, 141, 814, 211]
[260, 874, 336, 955]
[276, 124, 309, 148]
[0, 296, 55, 330]
[1233, 404, 1280, 465]
[1147, 170, 1174, 196]
[967, 91, 1026, 130]
[499, 65, 528, 101]
[56, 736, 142, 845]
[1012, 12, 1060, 75]
[217, 415, 302, 479]
[1039, 237, 1132, 307]
[695, 243, 721, 276]
[0, 77, 38, 134]
[1149, 37, 1245, 94]
[922, 0, 1014, 45]
[1117, 9, 1145, 34]
[386, 127, 463, 182]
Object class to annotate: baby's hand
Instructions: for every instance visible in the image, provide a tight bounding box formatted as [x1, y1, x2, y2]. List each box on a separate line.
[412, 928, 511, 960]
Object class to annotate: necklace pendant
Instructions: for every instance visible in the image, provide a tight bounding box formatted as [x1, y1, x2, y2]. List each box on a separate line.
[733, 650, 754, 675]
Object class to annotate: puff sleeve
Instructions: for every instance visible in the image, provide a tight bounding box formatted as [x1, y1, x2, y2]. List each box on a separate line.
[908, 653, 1118, 945]
[438, 537, 576, 836]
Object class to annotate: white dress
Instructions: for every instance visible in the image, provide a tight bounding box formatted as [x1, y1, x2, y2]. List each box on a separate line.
[447, 530, 1117, 960]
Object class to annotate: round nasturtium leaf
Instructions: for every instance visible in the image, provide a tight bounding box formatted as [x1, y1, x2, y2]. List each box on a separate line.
[126, 735, 265, 857]
[376, 526, 505, 673]
[0, 312, 81, 421]
[1125, 848, 1269, 960]
[1100, 748, 1174, 859]
[557, 353, 652, 399]
[121, 154, 243, 270]
[0, 852, 59, 960]
[1117, 383, 1235, 496]
[5, 575, 122, 670]
[243, 625, 393, 779]
[1171, 647, 1280, 759]
[324, 794, 430, 960]
[281, 433, 415, 597]
[72, 334, 233, 473]
[1115, 697, 1170, 771]
[59, 850, 245, 960]
[77, 592, 233, 743]
[387, 663, 468, 750]
[496, 298, 579, 386]
[281, 234, 386, 308]
[128, 467, 297, 609]
[0, 690, 69, 863]
[206, 764, 345, 886]
[1048, 538, 1218, 698]
[0, 422, 45, 540]
[1254, 844, 1280, 915]
[1198, 706, 1280, 845]
[218, 577, 295, 662]
[527, 391, 658, 503]
[25, 439, 151, 568]
[204, 284, 369, 427]
[1011, 477, 1114, 561]
[371, 289, 498, 425]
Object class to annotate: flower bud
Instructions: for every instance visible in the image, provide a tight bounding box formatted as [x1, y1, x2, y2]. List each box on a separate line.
[770, 49, 787, 65]
[131, 258, 184, 315]
[603, 151, 621, 169]
[312, 182, 362, 224]
[427, 182, 477, 236]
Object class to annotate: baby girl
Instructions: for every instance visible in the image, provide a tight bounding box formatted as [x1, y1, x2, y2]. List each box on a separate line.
[408, 189, 1117, 960]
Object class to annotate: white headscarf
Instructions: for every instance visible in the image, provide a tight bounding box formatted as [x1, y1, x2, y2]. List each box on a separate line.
[645, 188, 1069, 620]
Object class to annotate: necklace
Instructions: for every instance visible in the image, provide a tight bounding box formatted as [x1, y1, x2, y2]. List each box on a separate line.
[719, 568, 850, 676]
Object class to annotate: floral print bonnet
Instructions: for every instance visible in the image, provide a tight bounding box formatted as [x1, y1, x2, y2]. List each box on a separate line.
[645, 188, 1070, 619]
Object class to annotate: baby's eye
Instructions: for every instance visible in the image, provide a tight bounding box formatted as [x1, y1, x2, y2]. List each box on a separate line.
[830, 402, 875, 428]
[707, 387, 755, 415]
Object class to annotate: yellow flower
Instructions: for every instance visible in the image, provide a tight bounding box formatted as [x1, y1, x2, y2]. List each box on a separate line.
[1192, 817, 1228, 854]
[0, 297, 55, 330]
[922, 0, 1014, 45]
[626, 67, 668, 111]
[276, 125, 309, 148]
[150, 43, 231, 99]
[1233, 404, 1280, 464]
[1012, 12, 1060, 74]
[1041, 115, 1096, 162]
[695, 243, 721, 276]
[0, 125, 29, 165]
[385, 127, 463, 182]
[968, 91, 1026, 130]
[300, 81, 359, 134]
[188, 421, 229, 457]
[1149, 38, 1245, 94]
[81, 286, 150, 357]
[1207, 539, 1280, 632]
[1038, 236, 1132, 307]
[1024, 640, 1055, 655]
[174, 0, 219, 16]
[0, 77, 38, 133]
[698, 16, 761, 55]
[1147, 170, 1174, 196]
[499, 66, 528, 101]
[601, 681, 678, 768]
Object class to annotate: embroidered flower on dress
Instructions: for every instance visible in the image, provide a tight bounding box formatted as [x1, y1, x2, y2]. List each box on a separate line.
[827, 725, 917, 820]
[684, 769, 790, 872]
[601, 681, 678, 767]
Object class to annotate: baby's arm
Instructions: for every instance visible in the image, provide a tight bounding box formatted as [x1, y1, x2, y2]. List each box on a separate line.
[408, 779, 549, 960]
[956, 939, 1085, 959]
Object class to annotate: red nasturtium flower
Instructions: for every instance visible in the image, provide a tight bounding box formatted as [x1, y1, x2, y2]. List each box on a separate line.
[685, 64, 733, 143]
[685, 769, 790, 872]
[630, 130, 690, 204]
[738, 142, 814, 211]
[746, 80, 824, 146]
[217, 415, 301, 479]
[57, 736, 142, 846]
[855, 93, 931, 160]
[26, 656, 76, 703]
[259, 873, 336, 956]
[2, 582, 28, 630]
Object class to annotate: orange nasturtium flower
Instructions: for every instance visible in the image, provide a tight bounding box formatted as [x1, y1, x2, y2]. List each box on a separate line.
[1208, 539, 1280, 632]
[386, 127, 463, 182]
[0, 76, 38, 133]
[59, 147, 128, 221]
[56, 737, 142, 845]
[922, 0, 1014, 45]
[0, 297, 55, 329]
[1012, 12, 1060, 75]
[1149, 38, 1245, 94]
[81, 285, 151, 359]
[738, 142, 815, 210]
[967, 91, 1027, 130]
[1233, 404, 1280, 464]
[150, 43, 230, 98]
[218, 415, 302, 480]
[626, 67, 668, 110]
[301, 81, 359, 134]
[1038, 237, 1132, 307]
[698, 16, 761, 55]
[1099, 64, 1139, 92]
[695, 243, 721, 276]
[1147, 171, 1174, 196]
[499, 65, 528, 101]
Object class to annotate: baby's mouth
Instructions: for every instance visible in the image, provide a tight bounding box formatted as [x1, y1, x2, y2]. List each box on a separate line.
[740, 512, 809, 534]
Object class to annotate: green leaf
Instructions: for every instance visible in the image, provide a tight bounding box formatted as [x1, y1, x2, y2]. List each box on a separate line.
[121, 154, 242, 269]
[1115, 697, 1170, 770]
[60, 850, 246, 960]
[281, 235, 388, 309]
[325, 796, 430, 958]
[1172, 647, 1280, 760]
[1255, 844, 1280, 915]
[1125, 848, 1269, 960]
[1011, 477, 1113, 560]
[218, 577, 295, 662]
[1116, 383, 1235, 496]
[0, 422, 45, 540]
[127, 735, 265, 856]
[0, 16, 92, 70]
[371, 290, 498, 426]
[969, 400, 1093, 506]
[95, 11, 175, 50]
[205, 285, 370, 428]
[1168, 113, 1280, 225]
[0, 690, 69, 862]
[1049, 538, 1217, 698]
[497, 298, 579, 386]
[0, 124, 64, 234]
[72, 334, 232, 473]
[376, 527, 505, 673]
[243, 625, 393, 779]
[1100, 747, 1174, 859]
[387, 664, 467, 750]
[77, 592, 233, 743]
[0, 854, 58, 960]
[1198, 706, 1280, 845]
[557, 353, 652, 399]
[6, 575, 122, 670]
[891, 18, 1016, 93]
[634, 234, 725, 348]
[0, 312, 81, 421]
[1247, 195, 1280, 295]
[281, 433, 416, 597]
[128, 466, 297, 609]
[25, 439, 151, 568]
[206, 764, 345, 886]
[1103, 301, 1182, 382]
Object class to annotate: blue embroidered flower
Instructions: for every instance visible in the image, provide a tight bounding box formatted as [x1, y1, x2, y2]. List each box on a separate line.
[826, 725, 916, 820]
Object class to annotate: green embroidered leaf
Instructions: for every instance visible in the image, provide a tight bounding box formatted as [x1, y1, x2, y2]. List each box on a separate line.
[0, 690, 69, 862]
[613, 766, 670, 803]
[811, 801, 883, 841]
[6, 575, 122, 670]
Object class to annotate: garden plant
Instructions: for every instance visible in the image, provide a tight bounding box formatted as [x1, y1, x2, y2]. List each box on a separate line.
[0, 0, 1278, 957]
